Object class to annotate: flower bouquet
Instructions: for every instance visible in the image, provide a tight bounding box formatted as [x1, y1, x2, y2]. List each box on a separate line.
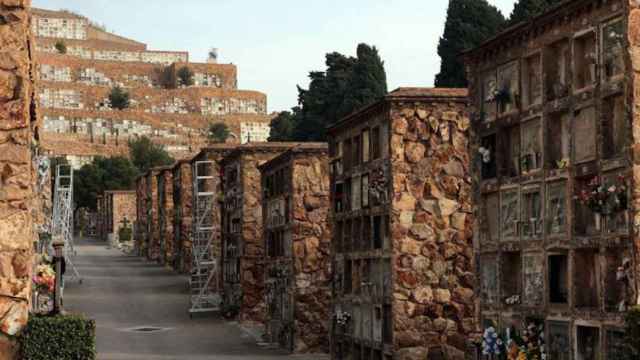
[577, 175, 627, 215]
[33, 264, 55, 293]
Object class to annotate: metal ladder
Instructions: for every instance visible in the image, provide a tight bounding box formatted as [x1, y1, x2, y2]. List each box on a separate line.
[189, 161, 220, 315]
[52, 165, 82, 283]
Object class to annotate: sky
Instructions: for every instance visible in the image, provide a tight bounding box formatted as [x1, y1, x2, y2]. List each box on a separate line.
[33, 0, 517, 112]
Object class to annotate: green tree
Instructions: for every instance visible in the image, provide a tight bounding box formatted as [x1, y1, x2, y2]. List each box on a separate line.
[54, 40, 67, 54]
[177, 66, 194, 87]
[292, 43, 387, 141]
[208, 122, 230, 143]
[268, 110, 298, 141]
[434, 0, 505, 87]
[108, 86, 130, 110]
[128, 136, 174, 173]
[74, 156, 138, 211]
[508, 0, 563, 25]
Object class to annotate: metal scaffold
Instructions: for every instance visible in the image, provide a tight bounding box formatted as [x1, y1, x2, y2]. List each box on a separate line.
[189, 161, 220, 315]
[52, 165, 82, 283]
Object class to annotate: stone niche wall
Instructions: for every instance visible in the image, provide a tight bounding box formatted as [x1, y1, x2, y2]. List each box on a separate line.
[327, 88, 471, 360]
[463, 0, 640, 358]
[172, 160, 193, 273]
[145, 169, 160, 261]
[260, 144, 331, 353]
[221, 143, 298, 324]
[109, 191, 136, 243]
[156, 168, 174, 265]
[135, 175, 148, 255]
[0, 0, 39, 358]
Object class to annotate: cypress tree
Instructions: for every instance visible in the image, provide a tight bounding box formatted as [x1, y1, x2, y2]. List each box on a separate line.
[508, 0, 564, 26]
[339, 44, 388, 119]
[434, 0, 505, 88]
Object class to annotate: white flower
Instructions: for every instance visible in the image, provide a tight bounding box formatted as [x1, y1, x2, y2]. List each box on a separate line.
[609, 186, 617, 193]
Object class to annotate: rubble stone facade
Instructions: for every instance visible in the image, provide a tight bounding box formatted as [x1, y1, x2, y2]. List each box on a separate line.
[220, 143, 299, 323]
[463, 0, 640, 357]
[97, 190, 136, 245]
[327, 88, 471, 359]
[32, 8, 272, 164]
[157, 167, 174, 265]
[135, 174, 147, 255]
[258, 144, 331, 353]
[172, 159, 193, 273]
[145, 168, 160, 261]
[0, 0, 39, 358]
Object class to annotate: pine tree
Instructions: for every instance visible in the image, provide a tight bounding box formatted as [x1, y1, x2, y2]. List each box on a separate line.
[291, 43, 387, 141]
[339, 44, 387, 119]
[508, 0, 563, 26]
[268, 110, 297, 141]
[434, 0, 505, 88]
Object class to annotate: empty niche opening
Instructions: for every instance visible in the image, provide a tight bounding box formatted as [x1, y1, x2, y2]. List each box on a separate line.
[363, 216, 372, 251]
[480, 134, 497, 180]
[355, 134, 362, 167]
[373, 307, 382, 342]
[501, 252, 521, 305]
[334, 182, 344, 213]
[546, 111, 571, 169]
[497, 61, 519, 115]
[373, 349, 383, 360]
[521, 118, 542, 174]
[353, 343, 361, 359]
[383, 304, 392, 344]
[481, 193, 500, 245]
[362, 260, 371, 297]
[351, 176, 361, 211]
[548, 254, 568, 304]
[344, 260, 352, 294]
[604, 249, 628, 312]
[574, 177, 598, 237]
[602, 95, 626, 160]
[371, 126, 381, 160]
[548, 321, 571, 360]
[574, 249, 600, 308]
[521, 188, 542, 239]
[573, 31, 597, 91]
[361, 174, 369, 208]
[352, 218, 362, 252]
[343, 138, 352, 171]
[544, 39, 570, 100]
[576, 326, 600, 360]
[500, 125, 520, 178]
[344, 219, 352, 253]
[373, 215, 382, 249]
[602, 19, 625, 82]
[371, 259, 382, 298]
[522, 53, 542, 107]
[500, 189, 519, 241]
[546, 182, 567, 236]
[481, 71, 498, 121]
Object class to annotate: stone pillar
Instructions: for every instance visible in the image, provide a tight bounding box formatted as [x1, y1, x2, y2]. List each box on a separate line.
[0, 0, 38, 358]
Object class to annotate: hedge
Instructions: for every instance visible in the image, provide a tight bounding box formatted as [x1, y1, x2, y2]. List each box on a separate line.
[626, 306, 640, 359]
[19, 314, 96, 360]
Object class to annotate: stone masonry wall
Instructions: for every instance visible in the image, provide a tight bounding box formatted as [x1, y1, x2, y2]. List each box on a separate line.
[389, 97, 473, 359]
[0, 0, 39, 358]
[109, 191, 136, 242]
[173, 161, 193, 273]
[628, 0, 640, 311]
[135, 175, 147, 254]
[290, 152, 331, 353]
[146, 169, 159, 261]
[157, 169, 174, 265]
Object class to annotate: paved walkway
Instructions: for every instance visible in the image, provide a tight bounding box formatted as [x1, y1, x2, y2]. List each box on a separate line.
[64, 237, 328, 360]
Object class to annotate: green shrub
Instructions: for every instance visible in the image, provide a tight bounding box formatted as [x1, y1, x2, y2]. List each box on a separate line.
[177, 66, 194, 86]
[54, 40, 67, 54]
[19, 314, 96, 360]
[625, 306, 640, 359]
[108, 86, 130, 110]
[118, 225, 132, 242]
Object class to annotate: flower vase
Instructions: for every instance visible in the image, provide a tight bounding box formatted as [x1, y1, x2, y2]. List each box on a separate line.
[595, 213, 602, 231]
